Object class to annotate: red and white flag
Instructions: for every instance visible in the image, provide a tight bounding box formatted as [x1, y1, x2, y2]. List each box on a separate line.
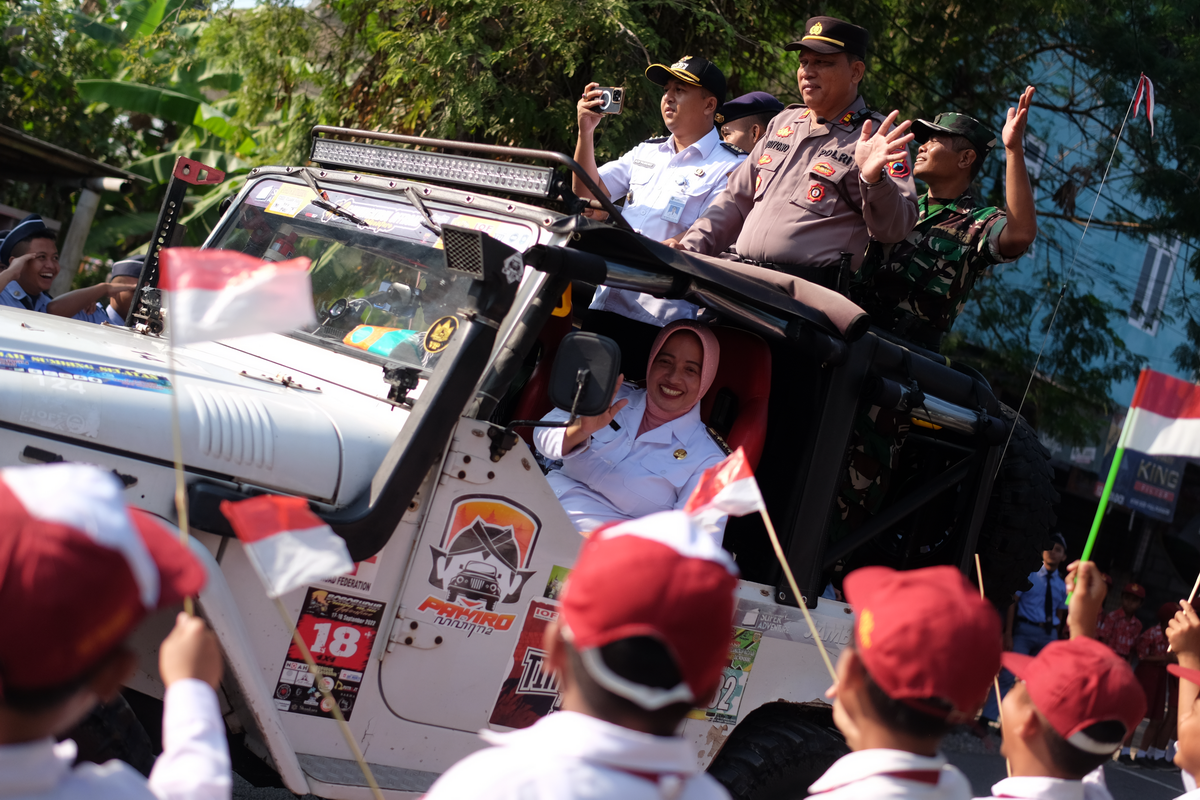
[685, 447, 766, 518]
[160, 248, 316, 345]
[1133, 73, 1156, 138]
[220, 495, 354, 598]
[1120, 369, 1200, 457]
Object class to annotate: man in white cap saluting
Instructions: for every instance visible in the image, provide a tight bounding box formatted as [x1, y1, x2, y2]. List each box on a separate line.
[423, 509, 740, 799]
[573, 55, 746, 379]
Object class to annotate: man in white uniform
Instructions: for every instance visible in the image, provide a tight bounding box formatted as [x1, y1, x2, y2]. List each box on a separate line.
[572, 55, 746, 378]
[423, 509, 739, 800]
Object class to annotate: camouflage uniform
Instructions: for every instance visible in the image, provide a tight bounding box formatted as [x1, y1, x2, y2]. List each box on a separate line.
[852, 191, 1014, 351]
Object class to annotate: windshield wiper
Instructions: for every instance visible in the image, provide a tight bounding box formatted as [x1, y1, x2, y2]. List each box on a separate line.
[404, 186, 443, 237]
[301, 168, 371, 227]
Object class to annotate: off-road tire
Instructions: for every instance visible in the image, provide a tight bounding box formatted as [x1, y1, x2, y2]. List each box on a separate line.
[66, 693, 156, 776]
[707, 706, 849, 800]
[974, 403, 1059, 609]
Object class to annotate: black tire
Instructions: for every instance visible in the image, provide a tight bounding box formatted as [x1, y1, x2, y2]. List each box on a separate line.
[65, 693, 156, 776]
[707, 705, 849, 800]
[447, 590, 458, 603]
[974, 403, 1059, 609]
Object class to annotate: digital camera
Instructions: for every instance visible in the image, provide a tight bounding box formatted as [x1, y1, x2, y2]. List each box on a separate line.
[597, 87, 623, 115]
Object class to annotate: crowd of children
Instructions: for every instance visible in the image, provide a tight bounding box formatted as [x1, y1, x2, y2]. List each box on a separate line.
[6, 460, 1200, 800]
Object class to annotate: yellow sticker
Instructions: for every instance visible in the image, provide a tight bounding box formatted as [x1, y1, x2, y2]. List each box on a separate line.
[265, 184, 316, 218]
[423, 315, 459, 354]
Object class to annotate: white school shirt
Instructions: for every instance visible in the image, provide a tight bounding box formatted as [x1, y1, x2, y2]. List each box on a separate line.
[0, 679, 231, 800]
[423, 710, 730, 800]
[976, 773, 1113, 800]
[534, 384, 725, 534]
[808, 749, 972, 800]
[590, 127, 746, 327]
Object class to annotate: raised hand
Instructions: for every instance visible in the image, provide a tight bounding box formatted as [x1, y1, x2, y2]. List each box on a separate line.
[1065, 560, 1106, 639]
[854, 110, 914, 184]
[577, 82, 606, 136]
[1003, 86, 1035, 152]
[1169, 599, 1200, 669]
[562, 375, 628, 453]
[160, 612, 224, 689]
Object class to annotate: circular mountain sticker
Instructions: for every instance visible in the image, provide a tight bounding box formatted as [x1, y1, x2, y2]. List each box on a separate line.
[423, 315, 459, 354]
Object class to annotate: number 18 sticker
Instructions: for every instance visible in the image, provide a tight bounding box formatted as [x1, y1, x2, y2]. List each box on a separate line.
[273, 587, 386, 720]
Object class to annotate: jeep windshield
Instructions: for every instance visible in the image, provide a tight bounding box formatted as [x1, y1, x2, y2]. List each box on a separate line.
[208, 177, 540, 372]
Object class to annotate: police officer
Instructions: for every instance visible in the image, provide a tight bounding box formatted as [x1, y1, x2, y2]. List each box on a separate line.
[573, 55, 746, 378]
[667, 18, 919, 289]
[104, 255, 144, 325]
[853, 88, 1039, 351]
[719, 91, 785, 151]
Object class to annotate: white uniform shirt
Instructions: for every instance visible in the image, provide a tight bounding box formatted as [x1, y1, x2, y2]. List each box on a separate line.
[590, 127, 746, 327]
[0, 282, 108, 323]
[423, 710, 730, 800]
[1178, 770, 1200, 799]
[534, 384, 725, 534]
[0, 679, 231, 800]
[976, 772, 1113, 800]
[809, 749, 972, 800]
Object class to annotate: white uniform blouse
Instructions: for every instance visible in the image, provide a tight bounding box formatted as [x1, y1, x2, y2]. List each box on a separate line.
[534, 384, 725, 534]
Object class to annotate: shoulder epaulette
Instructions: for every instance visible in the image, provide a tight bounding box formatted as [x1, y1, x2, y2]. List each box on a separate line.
[644, 135, 670, 144]
[720, 142, 748, 156]
[785, 103, 807, 110]
[706, 426, 732, 456]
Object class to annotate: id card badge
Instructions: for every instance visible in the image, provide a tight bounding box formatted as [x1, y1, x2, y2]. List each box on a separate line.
[662, 195, 686, 224]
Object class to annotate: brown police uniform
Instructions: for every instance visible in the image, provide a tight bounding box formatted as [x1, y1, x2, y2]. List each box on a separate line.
[678, 98, 919, 285]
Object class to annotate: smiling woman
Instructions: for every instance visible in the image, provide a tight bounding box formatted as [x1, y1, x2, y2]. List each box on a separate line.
[533, 320, 727, 535]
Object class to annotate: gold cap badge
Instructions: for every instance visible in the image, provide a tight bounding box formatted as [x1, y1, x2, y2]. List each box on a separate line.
[809, 21, 823, 35]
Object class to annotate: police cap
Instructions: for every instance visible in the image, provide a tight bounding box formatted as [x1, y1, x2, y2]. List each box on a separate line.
[912, 112, 998, 159]
[110, 254, 145, 280]
[785, 17, 870, 60]
[719, 91, 785, 125]
[0, 215, 53, 266]
[645, 55, 727, 104]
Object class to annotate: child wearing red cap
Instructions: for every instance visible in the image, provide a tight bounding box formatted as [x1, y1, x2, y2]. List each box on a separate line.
[1127, 602, 1180, 766]
[0, 464, 230, 799]
[810, 565, 1002, 800]
[423, 510, 740, 800]
[971, 561, 1146, 800]
[1098, 582, 1145, 661]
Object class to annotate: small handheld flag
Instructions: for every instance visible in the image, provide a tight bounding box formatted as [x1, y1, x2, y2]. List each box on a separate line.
[160, 248, 316, 345]
[220, 495, 354, 598]
[1133, 73, 1156, 138]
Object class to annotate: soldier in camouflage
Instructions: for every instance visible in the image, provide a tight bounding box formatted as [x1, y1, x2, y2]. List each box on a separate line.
[853, 87, 1039, 351]
[836, 88, 1039, 536]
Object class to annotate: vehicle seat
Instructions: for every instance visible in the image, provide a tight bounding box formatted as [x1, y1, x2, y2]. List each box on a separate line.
[511, 311, 574, 445]
[700, 327, 771, 470]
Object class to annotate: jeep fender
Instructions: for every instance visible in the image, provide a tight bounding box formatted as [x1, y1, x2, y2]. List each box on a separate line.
[188, 536, 309, 794]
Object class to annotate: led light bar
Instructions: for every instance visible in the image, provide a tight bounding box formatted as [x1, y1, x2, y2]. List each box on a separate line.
[310, 138, 558, 198]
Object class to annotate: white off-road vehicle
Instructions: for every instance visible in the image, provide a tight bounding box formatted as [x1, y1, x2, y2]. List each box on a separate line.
[0, 128, 1056, 798]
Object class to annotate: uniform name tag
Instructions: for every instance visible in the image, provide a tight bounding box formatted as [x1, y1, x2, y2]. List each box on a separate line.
[634, 159, 656, 168]
[662, 195, 686, 223]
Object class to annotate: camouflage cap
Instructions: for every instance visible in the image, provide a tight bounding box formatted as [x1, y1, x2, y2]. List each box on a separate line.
[912, 112, 998, 159]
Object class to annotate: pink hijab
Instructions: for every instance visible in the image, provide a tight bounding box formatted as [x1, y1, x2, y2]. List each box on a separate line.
[637, 320, 720, 436]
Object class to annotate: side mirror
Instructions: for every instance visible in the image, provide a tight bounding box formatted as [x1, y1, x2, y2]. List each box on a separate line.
[548, 332, 621, 418]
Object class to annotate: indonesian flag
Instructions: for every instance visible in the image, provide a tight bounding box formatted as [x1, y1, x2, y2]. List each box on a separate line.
[1133, 73, 1156, 138]
[220, 495, 354, 598]
[685, 447, 767, 517]
[1120, 369, 1200, 457]
[160, 248, 316, 345]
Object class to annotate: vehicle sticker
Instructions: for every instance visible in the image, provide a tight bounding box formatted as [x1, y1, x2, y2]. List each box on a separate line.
[273, 588, 385, 721]
[0, 350, 170, 393]
[733, 596, 853, 653]
[687, 627, 761, 725]
[423, 315, 458, 354]
[320, 554, 379, 595]
[543, 565, 571, 600]
[489, 599, 562, 729]
[437, 215, 538, 252]
[415, 595, 517, 637]
[265, 184, 317, 218]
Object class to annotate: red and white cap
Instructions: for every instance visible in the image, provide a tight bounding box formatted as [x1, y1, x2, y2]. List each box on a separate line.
[844, 565, 1002, 723]
[0, 464, 206, 697]
[1004, 637, 1145, 753]
[560, 510, 739, 710]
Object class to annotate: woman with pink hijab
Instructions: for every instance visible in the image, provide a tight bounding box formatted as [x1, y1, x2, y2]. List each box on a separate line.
[534, 320, 726, 534]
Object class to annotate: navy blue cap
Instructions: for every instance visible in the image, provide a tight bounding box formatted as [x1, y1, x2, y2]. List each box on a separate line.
[110, 255, 145, 279]
[718, 91, 785, 125]
[0, 215, 53, 266]
[1049, 532, 1067, 552]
